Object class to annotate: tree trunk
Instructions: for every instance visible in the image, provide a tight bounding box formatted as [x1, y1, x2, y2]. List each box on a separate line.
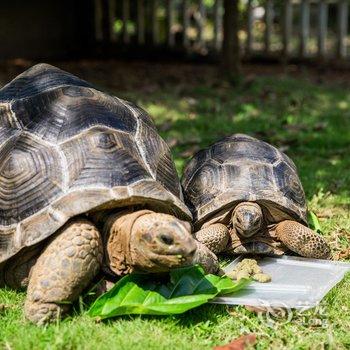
[101, 0, 111, 45]
[222, 0, 241, 79]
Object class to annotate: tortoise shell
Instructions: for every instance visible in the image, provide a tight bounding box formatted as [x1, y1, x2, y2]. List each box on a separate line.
[0, 63, 191, 264]
[182, 134, 307, 228]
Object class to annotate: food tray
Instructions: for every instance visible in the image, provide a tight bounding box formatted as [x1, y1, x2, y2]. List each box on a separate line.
[212, 255, 350, 310]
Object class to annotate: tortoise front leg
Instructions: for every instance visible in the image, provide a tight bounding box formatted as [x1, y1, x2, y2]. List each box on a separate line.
[25, 218, 103, 325]
[275, 220, 331, 259]
[192, 241, 221, 274]
[193, 224, 230, 254]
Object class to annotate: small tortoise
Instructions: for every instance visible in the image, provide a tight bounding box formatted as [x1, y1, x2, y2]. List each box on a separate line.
[0, 64, 218, 324]
[182, 134, 331, 259]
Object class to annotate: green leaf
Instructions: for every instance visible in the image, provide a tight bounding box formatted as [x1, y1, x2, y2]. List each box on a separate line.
[308, 211, 322, 234]
[88, 265, 249, 319]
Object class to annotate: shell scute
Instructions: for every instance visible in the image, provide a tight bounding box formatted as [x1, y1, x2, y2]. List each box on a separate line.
[11, 87, 138, 144]
[181, 149, 209, 189]
[249, 163, 275, 195]
[273, 160, 306, 207]
[0, 63, 92, 102]
[184, 159, 226, 211]
[61, 129, 150, 190]
[0, 134, 64, 226]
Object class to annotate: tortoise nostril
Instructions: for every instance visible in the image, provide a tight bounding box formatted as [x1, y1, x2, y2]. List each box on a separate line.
[159, 233, 174, 245]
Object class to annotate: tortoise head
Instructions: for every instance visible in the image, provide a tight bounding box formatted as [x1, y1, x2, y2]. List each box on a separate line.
[129, 212, 197, 273]
[231, 202, 263, 238]
[228, 202, 287, 255]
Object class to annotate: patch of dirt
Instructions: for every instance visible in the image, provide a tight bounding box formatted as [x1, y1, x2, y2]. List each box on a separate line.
[214, 334, 257, 350]
[335, 248, 350, 260]
[2, 59, 350, 92]
[0, 304, 9, 314]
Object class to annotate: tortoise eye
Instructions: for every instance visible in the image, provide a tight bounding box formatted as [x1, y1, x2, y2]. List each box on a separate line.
[159, 233, 174, 245]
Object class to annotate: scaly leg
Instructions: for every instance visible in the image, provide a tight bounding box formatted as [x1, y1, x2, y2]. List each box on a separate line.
[193, 241, 221, 274]
[193, 223, 230, 254]
[25, 218, 103, 324]
[275, 220, 331, 259]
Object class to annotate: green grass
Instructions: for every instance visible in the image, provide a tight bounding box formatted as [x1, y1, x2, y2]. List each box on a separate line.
[0, 63, 349, 349]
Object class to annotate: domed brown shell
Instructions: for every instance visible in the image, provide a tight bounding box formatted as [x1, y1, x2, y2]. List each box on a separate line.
[182, 134, 307, 227]
[0, 64, 190, 264]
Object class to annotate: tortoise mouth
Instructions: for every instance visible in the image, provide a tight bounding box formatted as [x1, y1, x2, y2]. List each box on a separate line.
[144, 256, 191, 273]
[148, 247, 196, 269]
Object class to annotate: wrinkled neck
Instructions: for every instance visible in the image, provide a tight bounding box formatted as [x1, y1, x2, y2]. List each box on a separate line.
[100, 209, 153, 276]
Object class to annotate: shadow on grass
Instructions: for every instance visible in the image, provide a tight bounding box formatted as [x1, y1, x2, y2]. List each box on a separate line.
[92, 303, 228, 329]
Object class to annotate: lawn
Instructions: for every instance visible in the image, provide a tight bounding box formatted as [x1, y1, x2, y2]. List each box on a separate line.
[0, 61, 349, 350]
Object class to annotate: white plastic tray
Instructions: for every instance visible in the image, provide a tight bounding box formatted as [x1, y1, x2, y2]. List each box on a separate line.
[211, 255, 350, 310]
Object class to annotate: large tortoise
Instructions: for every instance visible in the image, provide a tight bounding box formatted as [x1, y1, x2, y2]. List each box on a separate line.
[0, 64, 218, 324]
[182, 134, 331, 259]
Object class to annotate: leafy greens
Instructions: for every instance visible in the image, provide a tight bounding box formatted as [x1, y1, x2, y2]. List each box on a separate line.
[88, 265, 249, 319]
